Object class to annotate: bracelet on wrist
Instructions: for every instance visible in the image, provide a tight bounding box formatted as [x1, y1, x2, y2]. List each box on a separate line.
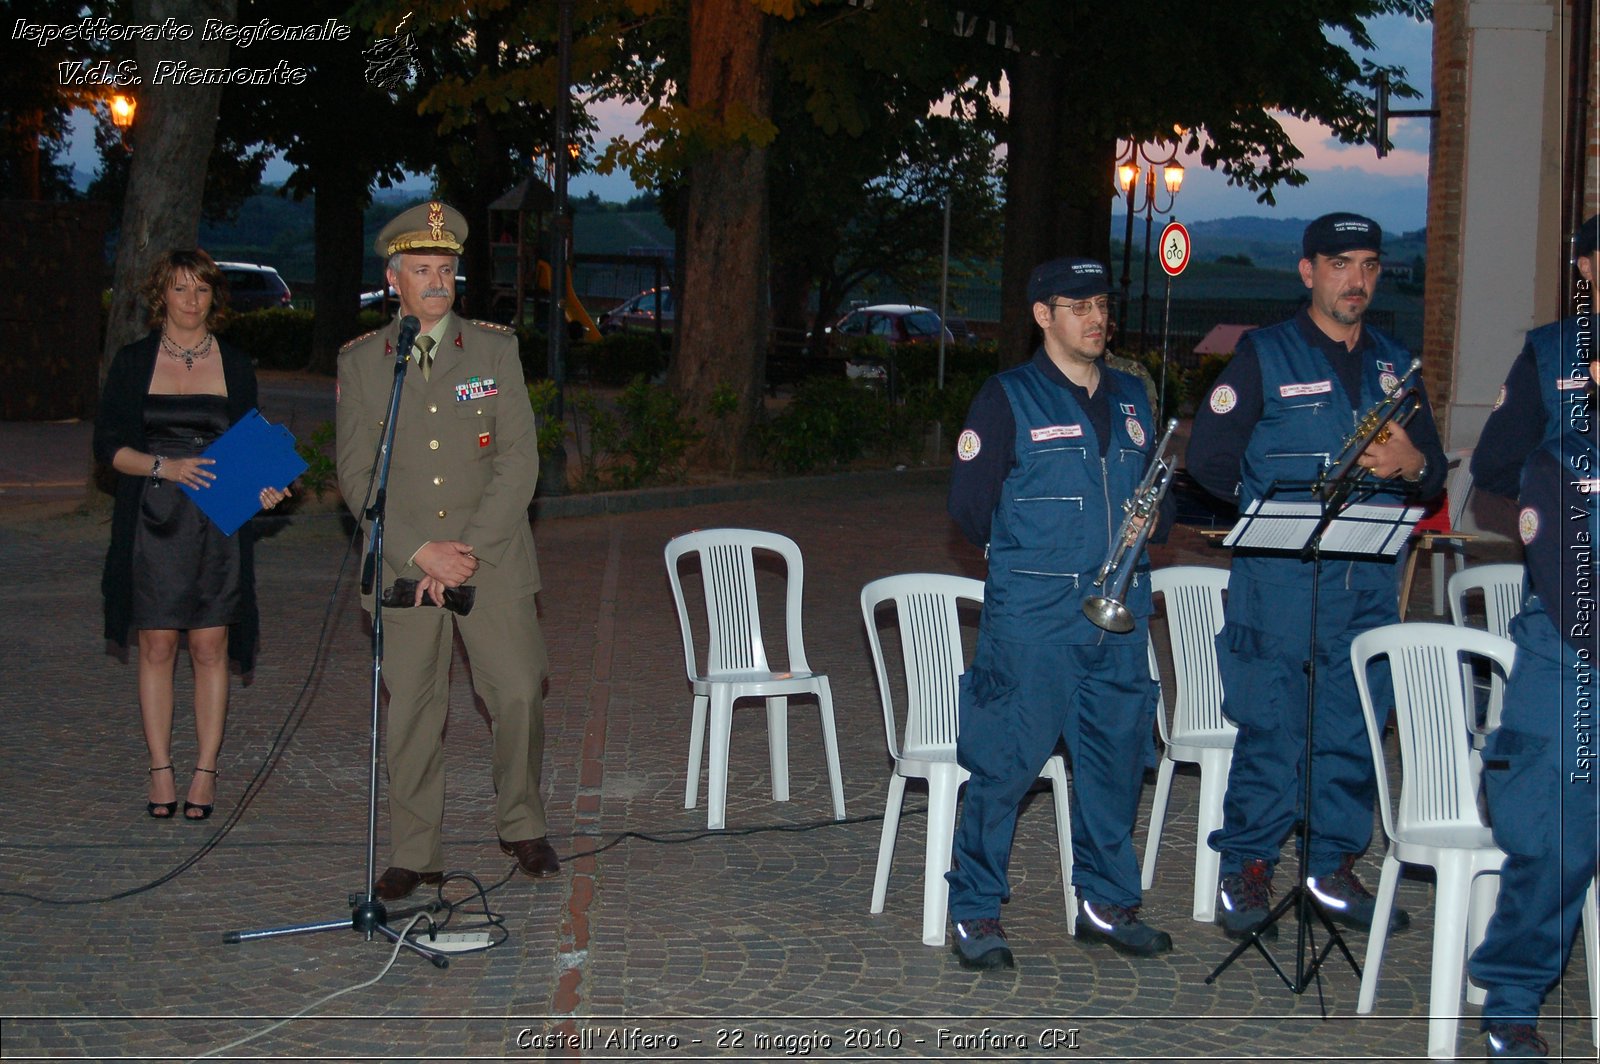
[150, 455, 166, 482]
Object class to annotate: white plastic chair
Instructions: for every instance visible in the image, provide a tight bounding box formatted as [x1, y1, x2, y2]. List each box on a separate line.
[1446, 563, 1526, 745]
[664, 528, 845, 830]
[1400, 449, 1496, 618]
[1141, 566, 1235, 922]
[860, 574, 1075, 946]
[1352, 623, 1516, 1060]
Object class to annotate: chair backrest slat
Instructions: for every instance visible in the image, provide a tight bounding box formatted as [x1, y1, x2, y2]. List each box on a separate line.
[862, 574, 983, 761]
[1352, 622, 1517, 839]
[1150, 567, 1233, 743]
[665, 528, 807, 681]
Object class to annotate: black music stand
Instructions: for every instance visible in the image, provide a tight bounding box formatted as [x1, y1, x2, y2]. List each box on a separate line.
[223, 318, 449, 967]
[1204, 479, 1423, 1003]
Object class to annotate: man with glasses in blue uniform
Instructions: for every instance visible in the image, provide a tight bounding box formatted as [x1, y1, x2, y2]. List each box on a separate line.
[946, 257, 1174, 969]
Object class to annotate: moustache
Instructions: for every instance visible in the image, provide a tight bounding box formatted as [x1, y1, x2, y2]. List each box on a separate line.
[1340, 288, 1368, 300]
[421, 287, 452, 299]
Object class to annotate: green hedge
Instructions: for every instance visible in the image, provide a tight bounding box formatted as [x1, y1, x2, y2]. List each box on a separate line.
[221, 308, 316, 370]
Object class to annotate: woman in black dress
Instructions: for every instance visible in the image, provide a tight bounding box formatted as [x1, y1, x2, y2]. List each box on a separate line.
[94, 249, 288, 820]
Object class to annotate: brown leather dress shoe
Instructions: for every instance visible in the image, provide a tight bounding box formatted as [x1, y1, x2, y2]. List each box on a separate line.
[372, 866, 443, 902]
[499, 836, 561, 878]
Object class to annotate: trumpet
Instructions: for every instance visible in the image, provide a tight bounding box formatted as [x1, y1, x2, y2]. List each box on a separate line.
[1312, 358, 1422, 500]
[1083, 417, 1179, 634]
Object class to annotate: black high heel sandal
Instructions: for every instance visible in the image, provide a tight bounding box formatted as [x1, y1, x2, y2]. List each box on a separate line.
[147, 765, 176, 819]
[184, 766, 217, 821]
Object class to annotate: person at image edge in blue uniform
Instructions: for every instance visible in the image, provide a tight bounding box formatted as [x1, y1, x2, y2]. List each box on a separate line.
[945, 256, 1176, 969]
[1465, 214, 1599, 1061]
[1186, 212, 1448, 941]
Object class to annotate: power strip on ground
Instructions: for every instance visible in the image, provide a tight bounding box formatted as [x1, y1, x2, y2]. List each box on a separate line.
[415, 931, 491, 953]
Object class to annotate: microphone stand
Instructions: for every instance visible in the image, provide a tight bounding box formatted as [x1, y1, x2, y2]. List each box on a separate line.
[224, 317, 448, 968]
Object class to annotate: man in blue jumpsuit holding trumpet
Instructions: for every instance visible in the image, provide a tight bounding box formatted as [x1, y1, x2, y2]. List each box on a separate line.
[946, 257, 1175, 968]
[1187, 212, 1447, 940]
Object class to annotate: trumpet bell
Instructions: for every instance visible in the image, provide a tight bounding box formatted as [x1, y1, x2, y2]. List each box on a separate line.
[1082, 595, 1135, 634]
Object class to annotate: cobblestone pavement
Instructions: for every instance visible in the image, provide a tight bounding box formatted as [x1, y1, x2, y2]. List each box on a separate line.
[0, 398, 1590, 1062]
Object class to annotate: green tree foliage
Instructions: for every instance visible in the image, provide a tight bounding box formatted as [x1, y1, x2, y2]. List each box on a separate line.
[1, 0, 102, 199]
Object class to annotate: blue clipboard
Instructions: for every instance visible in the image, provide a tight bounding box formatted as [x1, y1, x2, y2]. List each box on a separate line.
[180, 409, 308, 536]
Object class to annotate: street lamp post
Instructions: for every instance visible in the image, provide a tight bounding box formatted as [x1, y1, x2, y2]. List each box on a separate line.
[1113, 141, 1183, 358]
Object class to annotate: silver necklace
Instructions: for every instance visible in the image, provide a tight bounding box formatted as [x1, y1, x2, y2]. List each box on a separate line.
[160, 331, 213, 370]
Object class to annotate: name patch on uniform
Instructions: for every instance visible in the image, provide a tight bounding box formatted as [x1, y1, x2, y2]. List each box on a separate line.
[1031, 425, 1083, 441]
[1280, 380, 1332, 398]
[1125, 418, 1146, 447]
[1517, 506, 1539, 545]
[456, 376, 498, 401]
[956, 429, 981, 461]
[1557, 376, 1590, 391]
[478, 432, 492, 448]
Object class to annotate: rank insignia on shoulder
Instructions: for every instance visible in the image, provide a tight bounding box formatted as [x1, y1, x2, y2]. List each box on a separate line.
[340, 328, 382, 352]
[469, 319, 516, 335]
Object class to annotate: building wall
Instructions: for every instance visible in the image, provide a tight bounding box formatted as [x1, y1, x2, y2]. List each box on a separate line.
[1428, 0, 1597, 451]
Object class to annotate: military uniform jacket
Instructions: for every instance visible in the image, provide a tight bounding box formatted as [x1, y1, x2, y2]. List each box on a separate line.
[336, 313, 541, 606]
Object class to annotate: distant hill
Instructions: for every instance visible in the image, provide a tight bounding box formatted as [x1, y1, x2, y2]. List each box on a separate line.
[1115, 214, 1427, 272]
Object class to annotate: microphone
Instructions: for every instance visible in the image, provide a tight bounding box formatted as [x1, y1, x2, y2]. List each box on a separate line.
[395, 315, 420, 369]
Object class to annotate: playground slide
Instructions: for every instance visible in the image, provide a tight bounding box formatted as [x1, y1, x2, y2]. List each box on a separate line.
[534, 260, 602, 341]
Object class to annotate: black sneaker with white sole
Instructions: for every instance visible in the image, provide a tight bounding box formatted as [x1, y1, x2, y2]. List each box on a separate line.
[1217, 858, 1278, 940]
[951, 917, 1016, 970]
[1484, 1022, 1548, 1058]
[1306, 853, 1410, 932]
[1074, 900, 1173, 957]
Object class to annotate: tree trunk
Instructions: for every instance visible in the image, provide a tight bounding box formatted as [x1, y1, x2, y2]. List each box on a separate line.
[308, 166, 366, 374]
[670, 0, 771, 470]
[101, 0, 236, 370]
[998, 52, 1115, 368]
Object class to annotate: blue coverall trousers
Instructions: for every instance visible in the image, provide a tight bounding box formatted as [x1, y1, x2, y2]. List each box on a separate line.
[1209, 569, 1393, 878]
[947, 635, 1155, 921]
[1469, 610, 1599, 1026]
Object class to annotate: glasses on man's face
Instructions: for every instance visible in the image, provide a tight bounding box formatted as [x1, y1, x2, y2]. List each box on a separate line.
[1049, 296, 1112, 317]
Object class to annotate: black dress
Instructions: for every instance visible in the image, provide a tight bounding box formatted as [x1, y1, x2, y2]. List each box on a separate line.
[129, 394, 244, 631]
[95, 333, 261, 671]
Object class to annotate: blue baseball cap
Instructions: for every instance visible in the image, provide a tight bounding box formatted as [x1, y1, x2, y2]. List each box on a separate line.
[1027, 257, 1111, 304]
[1302, 212, 1383, 259]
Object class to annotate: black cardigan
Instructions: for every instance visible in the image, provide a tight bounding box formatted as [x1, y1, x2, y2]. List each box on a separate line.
[93, 332, 261, 672]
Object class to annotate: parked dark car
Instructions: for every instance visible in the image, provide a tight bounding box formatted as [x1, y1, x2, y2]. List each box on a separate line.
[597, 286, 674, 337]
[217, 262, 293, 311]
[358, 277, 469, 311]
[817, 304, 956, 380]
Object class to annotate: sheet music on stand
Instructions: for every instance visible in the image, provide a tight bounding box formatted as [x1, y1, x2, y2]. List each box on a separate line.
[1224, 499, 1424, 558]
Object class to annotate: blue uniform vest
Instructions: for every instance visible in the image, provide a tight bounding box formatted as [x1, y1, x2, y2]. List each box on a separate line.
[1517, 436, 1599, 665]
[984, 361, 1155, 645]
[1233, 320, 1414, 592]
[1527, 317, 1595, 454]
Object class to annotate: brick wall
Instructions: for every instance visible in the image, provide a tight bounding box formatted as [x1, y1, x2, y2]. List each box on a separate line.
[1423, 0, 1470, 445]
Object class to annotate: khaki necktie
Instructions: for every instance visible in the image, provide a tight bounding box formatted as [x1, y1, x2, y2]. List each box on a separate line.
[413, 335, 436, 381]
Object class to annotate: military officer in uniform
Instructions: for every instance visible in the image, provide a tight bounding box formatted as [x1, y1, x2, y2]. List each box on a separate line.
[336, 200, 558, 901]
